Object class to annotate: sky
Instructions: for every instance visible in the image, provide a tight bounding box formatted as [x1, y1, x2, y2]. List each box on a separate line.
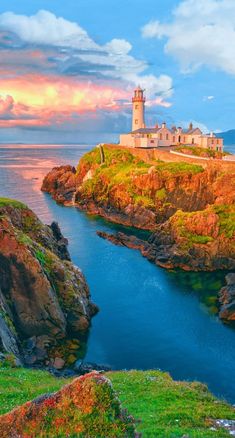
[0, 0, 235, 143]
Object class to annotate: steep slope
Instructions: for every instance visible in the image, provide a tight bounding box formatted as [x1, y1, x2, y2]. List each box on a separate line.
[42, 145, 235, 271]
[0, 198, 98, 368]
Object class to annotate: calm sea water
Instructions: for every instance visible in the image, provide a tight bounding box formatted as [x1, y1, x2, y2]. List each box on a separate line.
[0, 143, 235, 402]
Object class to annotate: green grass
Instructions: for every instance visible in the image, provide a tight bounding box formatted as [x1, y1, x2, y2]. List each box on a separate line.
[0, 368, 234, 437]
[175, 146, 229, 158]
[155, 161, 203, 175]
[0, 197, 27, 209]
[0, 367, 69, 415]
[108, 370, 235, 437]
[156, 188, 167, 201]
[214, 205, 235, 238]
[75, 146, 204, 212]
[133, 194, 155, 208]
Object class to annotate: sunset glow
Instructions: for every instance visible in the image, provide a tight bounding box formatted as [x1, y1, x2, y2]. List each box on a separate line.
[0, 74, 130, 128]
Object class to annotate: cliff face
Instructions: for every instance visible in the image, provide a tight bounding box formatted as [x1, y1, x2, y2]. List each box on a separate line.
[145, 206, 235, 271]
[42, 145, 235, 272]
[0, 199, 98, 368]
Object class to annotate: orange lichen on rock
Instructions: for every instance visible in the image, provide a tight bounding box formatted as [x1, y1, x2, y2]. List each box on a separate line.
[0, 372, 137, 437]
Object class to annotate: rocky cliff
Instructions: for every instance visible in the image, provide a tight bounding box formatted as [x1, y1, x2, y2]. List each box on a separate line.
[42, 145, 235, 272]
[0, 198, 98, 369]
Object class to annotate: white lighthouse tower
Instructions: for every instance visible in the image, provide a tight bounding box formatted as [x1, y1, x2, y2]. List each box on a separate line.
[132, 86, 146, 131]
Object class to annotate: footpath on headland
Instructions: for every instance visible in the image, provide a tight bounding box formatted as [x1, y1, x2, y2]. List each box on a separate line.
[105, 143, 235, 169]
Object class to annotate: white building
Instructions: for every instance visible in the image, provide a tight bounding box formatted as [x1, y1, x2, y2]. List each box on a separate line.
[120, 88, 224, 152]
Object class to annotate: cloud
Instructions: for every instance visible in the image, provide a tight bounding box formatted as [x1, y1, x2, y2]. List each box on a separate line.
[0, 10, 98, 50]
[0, 10, 173, 102]
[0, 10, 174, 133]
[203, 95, 215, 101]
[142, 0, 235, 75]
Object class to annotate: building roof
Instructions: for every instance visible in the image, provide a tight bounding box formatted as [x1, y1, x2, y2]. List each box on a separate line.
[131, 128, 161, 134]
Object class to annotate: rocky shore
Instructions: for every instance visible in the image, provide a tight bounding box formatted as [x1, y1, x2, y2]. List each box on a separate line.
[219, 273, 235, 322]
[42, 145, 235, 272]
[0, 198, 98, 370]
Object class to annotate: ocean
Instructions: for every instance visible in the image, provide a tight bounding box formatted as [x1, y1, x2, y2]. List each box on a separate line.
[0, 143, 234, 402]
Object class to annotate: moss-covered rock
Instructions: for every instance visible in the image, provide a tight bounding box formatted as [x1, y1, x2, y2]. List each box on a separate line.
[0, 371, 137, 437]
[42, 145, 235, 271]
[0, 368, 234, 437]
[0, 199, 98, 368]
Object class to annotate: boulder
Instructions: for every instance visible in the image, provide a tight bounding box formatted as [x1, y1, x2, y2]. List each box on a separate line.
[0, 372, 137, 437]
[219, 273, 235, 322]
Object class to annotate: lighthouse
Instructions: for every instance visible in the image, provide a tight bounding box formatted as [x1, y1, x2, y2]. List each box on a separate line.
[132, 86, 146, 131]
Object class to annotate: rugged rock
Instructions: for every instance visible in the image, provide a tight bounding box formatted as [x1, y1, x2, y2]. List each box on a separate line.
[42, 145, 235, 271]
[74, 360, 112, 374]
[97, 205, 235, 272]
[42, 145, 235, 228]
[219, 273, 235, 322]
[0, 371, 137, 438]
[41, 165, 77, 204]
[0, 198, 98, 367]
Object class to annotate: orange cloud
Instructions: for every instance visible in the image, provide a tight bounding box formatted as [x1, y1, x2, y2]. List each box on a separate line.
[0, 73, 131, 128]
[0, 73, 127, 110]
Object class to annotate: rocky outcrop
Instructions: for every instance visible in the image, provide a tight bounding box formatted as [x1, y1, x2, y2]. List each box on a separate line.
[97, 204, 235, 272]
[219, 274, 235, 322]
[0, 199, 98, 368]
[42, 145, 235, 228]
[0, 371, 137, 438]
[42, 145, 235, 271]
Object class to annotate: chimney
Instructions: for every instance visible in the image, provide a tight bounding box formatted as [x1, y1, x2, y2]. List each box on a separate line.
[162, 122, 166, 129]
[189, 122, 193, 131]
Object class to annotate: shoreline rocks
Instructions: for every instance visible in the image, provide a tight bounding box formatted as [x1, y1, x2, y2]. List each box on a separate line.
[0, 199, 98, 368]
[41, 145, 235, 272]
[219, 274, 235, 322]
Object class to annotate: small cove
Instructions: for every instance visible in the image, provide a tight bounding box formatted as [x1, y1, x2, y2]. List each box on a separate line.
[0, 143, 234, 403]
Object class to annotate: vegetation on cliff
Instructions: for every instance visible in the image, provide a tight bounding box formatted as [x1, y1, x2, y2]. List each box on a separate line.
[0, 198, 98, 369]
[175, 145, 229, 159]
[42, 145, 235, 272]
[0, 366, 234, 437]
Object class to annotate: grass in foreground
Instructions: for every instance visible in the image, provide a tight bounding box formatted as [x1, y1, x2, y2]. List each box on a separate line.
[0, 197, 27, 209]
[0, 367, 69, 415]
[0, 367, 234, 437]
[108, 370, 235, 437]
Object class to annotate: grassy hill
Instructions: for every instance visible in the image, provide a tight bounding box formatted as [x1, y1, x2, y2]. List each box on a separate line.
[0, 366, 234, 437]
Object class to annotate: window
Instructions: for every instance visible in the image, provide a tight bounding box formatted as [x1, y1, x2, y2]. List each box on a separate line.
[211, 139, 214, 144]
[217, 139, 219, 144]
[166, 134, 169, 140]
[151, 140, 154, 144]
[135, 119, 138, 124]
[192, 138, 194, 144]
[135, 104, 138, 109]
[173, 136, 175, 142]
[160, 133, 163, 140]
